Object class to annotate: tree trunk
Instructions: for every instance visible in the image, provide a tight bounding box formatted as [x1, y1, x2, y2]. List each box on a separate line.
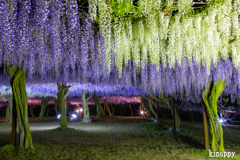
[60, 95, 67, 129]
[10, 67, 33, 148]
[147, 98, 157, 119]
[82, 92, 90, 119]
[110, 103, 114, 115]
[29, 105, 35, 117]
[202, 80, 225, 152]
[37, 97, 54, 120]
[102, 107, 105, 116]
[57, 83, 70, 130]
[148, 91, 181, 129]
[95, 106, 101, 119]
[38, 98, 47, 119]
[106, 103, 112, 116]
[45, 108, 49, 117]
[94, 97, 105, 119]
[142, 98, 153, 118]
[153, 100, 165, 119]
[169, 101, 181, 130]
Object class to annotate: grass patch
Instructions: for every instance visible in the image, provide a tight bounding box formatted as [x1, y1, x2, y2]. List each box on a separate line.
[0, 144, 45, 160]
[50, 127, 81, 132]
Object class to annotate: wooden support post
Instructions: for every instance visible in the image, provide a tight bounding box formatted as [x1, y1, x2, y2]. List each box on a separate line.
[172, 100, 176, 135]
[202, 101, 210, 150]
[11, 94, 17, 147]
[157, 101, 160, 124]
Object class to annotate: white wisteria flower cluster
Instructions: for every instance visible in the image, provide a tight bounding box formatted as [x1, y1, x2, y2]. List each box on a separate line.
[97, 0, 112, 73]
[89, 0, 240, 77]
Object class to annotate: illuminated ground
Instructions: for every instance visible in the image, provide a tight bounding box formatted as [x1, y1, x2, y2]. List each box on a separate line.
[0, 116, 240, 160]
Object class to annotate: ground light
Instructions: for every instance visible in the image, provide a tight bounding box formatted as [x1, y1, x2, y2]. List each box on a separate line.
[138, 109, 146, 117]
[80, 108, 83, 112]
[76, 108, 84, 113]
[70, 114, 77, 121]
[72, 114, 77, 118]
[219, 119, 224, 123]
[219, 118, 228, 124]
[74, 107, 84, 121]
[138, 109, 147, 123]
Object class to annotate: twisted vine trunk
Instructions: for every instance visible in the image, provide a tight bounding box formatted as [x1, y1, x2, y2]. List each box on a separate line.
[57, 83, 70, 130]
[10, 67, 33, 148]
[29, 105, 35, 117]
[45, 108, 49, 117]
[170, 100, 181, 130]
[94, 97, 105, 119]
[202, 80, 225, 152]
[110, 103, 114, 115]
[148, 91, 181, 129]
[37, 97, 54, 120]
[106, 103, 112, 116]
[82, 92, 89, 119]
[142, 98, 152, 118]
[152, 101, 166, 118]
[146, 98, 157, 119]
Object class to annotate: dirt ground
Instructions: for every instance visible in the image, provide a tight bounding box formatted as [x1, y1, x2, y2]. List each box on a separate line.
[0, 116, 239, 160]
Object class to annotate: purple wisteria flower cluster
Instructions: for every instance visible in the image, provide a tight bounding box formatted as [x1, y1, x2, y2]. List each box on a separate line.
[1, 0, 240, 104]
[0, 0, 108, 84]
[0, 57, 239, 104]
